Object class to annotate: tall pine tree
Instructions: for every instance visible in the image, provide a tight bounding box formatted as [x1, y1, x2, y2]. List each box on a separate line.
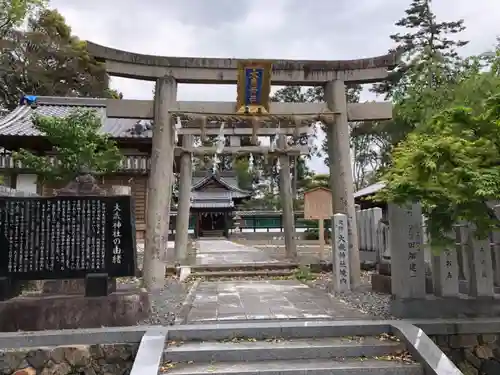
[359, 0, 470, 176]
[373, 0, 468, 99]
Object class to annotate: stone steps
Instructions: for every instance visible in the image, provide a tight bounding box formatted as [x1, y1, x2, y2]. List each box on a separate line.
[190, 269, 295, 278]
[164, 336, 406, 363]
[161, 326, 422, 375]
[185, 263, 299, 272]
[165, 263, 299, 275]
[160, 358, 422, 375]
[200, 231, 225, 238]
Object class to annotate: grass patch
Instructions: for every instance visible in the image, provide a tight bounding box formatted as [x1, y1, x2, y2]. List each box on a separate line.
[293, 265, 317, 281]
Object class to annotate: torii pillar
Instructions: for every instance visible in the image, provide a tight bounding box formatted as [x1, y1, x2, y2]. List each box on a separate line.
[325, 80, 361, 288]
[278, 135, 297, 259]
[143, 76, 177, 290]
[174, 134, 194, 262]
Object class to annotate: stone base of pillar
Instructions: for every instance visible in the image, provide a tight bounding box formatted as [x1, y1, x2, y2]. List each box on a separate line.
[391, 296, 500, 319]
[371, 274, 433, 295]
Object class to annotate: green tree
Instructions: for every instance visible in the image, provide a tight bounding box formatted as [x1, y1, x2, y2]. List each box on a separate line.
[270, 85, 377, 189]
[377, 49, 500, 247]
[1, 9, 121, 110]
[302, 173, 329, 190]
[353, 0, 471, 180]
[14, 109, 123, 183]
[234, 157, 255, 191]
[0, 0, 46, 37]
[362, 0, 469, 165]
[373, 0, 468, 100]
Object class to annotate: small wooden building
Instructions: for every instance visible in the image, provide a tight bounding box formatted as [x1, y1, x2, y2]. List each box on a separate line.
[190, 171, 251, 237]
[0, 96, 251, 239]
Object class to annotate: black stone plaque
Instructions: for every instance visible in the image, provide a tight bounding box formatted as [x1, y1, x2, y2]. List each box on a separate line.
[0, 195, 136, 280]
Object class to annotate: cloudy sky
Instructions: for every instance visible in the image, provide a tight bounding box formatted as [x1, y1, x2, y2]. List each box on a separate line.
[50, 0, 499, 172]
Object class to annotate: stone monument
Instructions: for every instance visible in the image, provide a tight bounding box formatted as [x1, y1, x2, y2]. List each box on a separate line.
[0, 174, 150, 331]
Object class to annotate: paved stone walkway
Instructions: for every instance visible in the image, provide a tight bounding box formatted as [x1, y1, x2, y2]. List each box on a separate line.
[186, 280, 369, 323]
[194, 239, 286, 265]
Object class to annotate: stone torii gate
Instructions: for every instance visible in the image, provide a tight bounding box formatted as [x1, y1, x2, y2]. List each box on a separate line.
[86, 42, 397, 290]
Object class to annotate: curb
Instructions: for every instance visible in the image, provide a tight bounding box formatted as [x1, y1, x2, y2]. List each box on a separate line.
[175, 279, 201, 325]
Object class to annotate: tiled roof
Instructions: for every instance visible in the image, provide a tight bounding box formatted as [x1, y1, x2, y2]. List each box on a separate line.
[191, 199, 234, 208]
[0, 96, 152, 138]
[187, 172, 252, 204]
[191, 191, 248, 200]
[192, 173, 251, 196]
[354, 182, 385, 198]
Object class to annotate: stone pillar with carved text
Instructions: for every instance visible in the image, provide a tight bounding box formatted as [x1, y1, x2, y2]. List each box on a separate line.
[278, 135, 297, 258]
[325, 80, 361, 288]
[431, 234, 459, 297]
[144, 76, 177, 290]
[174, 134, 193, 263]
[388, 203, 426, 299]
[332, 213, 351, 292]
[467, 226, 494, 297]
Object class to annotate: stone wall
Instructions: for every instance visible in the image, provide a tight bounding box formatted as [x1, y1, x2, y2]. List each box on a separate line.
[0, 343, 138, 375]
[432, 333, 500, 375]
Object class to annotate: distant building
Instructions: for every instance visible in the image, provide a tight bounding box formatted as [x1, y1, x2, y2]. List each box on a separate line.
[354, 181, 387, 211]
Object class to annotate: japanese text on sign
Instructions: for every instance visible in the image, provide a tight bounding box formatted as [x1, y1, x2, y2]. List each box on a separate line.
[0, 195, 135, 279]
[333, 213, 350, 292]
[112, 203, 122, 264]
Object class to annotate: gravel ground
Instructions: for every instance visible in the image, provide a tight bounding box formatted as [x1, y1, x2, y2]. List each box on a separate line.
[309, 270, 395, 319]
[122, 245, 195, 326]
[119, 241, 193, 326]
[137, 277, 194, 325]
[118, 276, 193, 326]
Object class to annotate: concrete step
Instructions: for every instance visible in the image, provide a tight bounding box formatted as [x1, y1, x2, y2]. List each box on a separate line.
[199, 231, 225, 238]
[185, 263, 299, 272]
[167, 321, 391, 341]
[164, 336, 406, 363]
[165, 263, 299, 275]
[160, 358, 422, 375]
[190, 269, 295, 278]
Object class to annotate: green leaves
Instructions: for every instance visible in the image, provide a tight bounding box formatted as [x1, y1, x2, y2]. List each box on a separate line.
[13, 109, 123, 183]
[0, 0, 46, 36]
[378, 86, 500, 246]
[1, 8, 121, 110]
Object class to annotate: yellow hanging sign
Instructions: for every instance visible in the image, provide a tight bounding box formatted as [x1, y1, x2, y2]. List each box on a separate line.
[236, 60, 272, 115]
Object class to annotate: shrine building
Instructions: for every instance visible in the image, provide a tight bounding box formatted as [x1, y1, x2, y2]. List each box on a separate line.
[0, 96, 252, 239]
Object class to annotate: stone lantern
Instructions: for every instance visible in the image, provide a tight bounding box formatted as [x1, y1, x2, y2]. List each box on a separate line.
[233, 214, 242, 233]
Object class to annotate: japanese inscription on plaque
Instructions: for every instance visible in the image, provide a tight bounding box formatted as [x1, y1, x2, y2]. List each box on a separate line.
[478, 243, 489, 279]
[333, 213, 350, 292]
[0, 195, 136, 280]
[469, 234, 494, 297]
[435, 244, 459, 297]
[236, 60, 272, 114]
[388, 203, 426, 298]
[406, 209, 422, 278]
[444, 250, 453, 279]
